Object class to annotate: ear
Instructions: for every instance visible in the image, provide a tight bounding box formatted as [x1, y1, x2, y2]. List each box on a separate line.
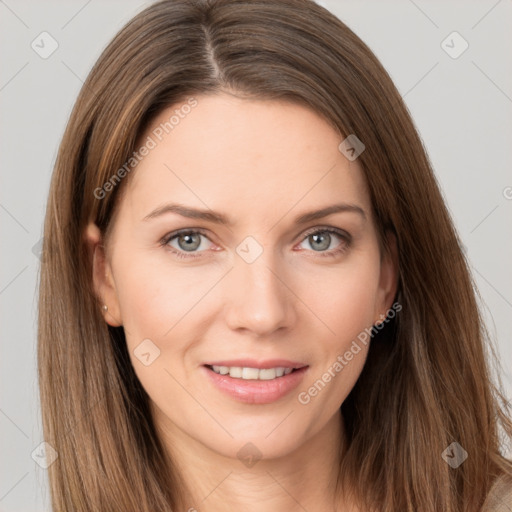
[374, 231, 399, 325]
[83, 222, 123, 327]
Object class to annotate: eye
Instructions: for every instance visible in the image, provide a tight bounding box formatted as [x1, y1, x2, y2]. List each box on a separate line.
[297, 227, 351, 257]
[160, 226, 351, 260]
[161, 229, 213, 259]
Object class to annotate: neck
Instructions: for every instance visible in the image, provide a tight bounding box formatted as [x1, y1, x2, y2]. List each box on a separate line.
[158, 409, 354, 512]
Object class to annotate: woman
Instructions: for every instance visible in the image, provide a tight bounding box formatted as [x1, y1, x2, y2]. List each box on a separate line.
[37, 0, 512, 510]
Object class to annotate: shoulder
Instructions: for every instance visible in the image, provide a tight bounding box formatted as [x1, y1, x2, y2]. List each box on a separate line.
[480, 473, 512, 512]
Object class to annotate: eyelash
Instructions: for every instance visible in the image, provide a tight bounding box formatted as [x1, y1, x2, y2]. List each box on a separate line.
[160, 226, 352, 260]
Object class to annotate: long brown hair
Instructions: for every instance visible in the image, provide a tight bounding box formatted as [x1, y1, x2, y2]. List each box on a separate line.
[38, 0, 512, 510]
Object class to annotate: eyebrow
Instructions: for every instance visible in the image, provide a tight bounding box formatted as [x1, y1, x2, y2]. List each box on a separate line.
[143, 202, 367, 225]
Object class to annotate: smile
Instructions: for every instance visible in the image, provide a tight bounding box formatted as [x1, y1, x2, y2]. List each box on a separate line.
[207, 365, 296, 380]
[202, 360, 309, 404]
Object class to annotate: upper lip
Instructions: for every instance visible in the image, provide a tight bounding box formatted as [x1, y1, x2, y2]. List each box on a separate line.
[203, 359, 308, 370]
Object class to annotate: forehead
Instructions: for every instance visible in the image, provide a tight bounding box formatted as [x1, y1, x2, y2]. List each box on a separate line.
[122, 94, 372, 225]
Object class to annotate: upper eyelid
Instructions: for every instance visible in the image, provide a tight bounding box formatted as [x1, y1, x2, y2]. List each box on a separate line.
[301, 225, 349, 238]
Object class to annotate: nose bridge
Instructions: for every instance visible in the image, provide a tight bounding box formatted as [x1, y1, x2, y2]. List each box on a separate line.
[225, 240, 294, 335]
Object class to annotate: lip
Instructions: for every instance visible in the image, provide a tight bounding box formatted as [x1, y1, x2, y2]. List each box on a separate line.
[202, 362, 309, 405]
[202, 359, 307, 370]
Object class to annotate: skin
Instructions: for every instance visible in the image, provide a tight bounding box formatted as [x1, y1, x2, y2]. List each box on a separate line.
[86, 93, 398, 511]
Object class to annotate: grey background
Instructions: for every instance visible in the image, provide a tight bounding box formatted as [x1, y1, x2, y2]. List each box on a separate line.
[1, 0, 511, 510]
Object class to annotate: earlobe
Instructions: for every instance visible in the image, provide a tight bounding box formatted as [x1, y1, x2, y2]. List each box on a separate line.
[83, 222, 123, 327]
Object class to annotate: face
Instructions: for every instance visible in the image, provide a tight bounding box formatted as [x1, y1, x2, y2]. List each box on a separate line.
[86, 93, 397, 462]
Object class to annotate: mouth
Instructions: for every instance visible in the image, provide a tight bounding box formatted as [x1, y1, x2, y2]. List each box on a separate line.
[205, 364, 302, 381]
[202, 360, 309, 404]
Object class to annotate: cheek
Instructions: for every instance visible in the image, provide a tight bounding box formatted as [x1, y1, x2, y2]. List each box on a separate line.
[294, 251, 379, 404]
[299, 251, 381, 346]
[111, 250, 210, 399]
[297, 267, 376, 413]
[114, 240, 381, 352]
[112, 249, 209, 342]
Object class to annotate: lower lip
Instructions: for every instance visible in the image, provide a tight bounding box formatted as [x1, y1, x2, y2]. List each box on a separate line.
[202, 365, 309, 404]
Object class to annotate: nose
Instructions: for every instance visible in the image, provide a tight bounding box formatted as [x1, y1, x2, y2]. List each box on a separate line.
[224, 249, 297, 337]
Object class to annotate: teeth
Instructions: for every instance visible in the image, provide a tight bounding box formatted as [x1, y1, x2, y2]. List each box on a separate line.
[209, 365, 295, 380]
[242, 367, 260, 379]
[259, 368, 277, 380]
[229, 366, 242, 378]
